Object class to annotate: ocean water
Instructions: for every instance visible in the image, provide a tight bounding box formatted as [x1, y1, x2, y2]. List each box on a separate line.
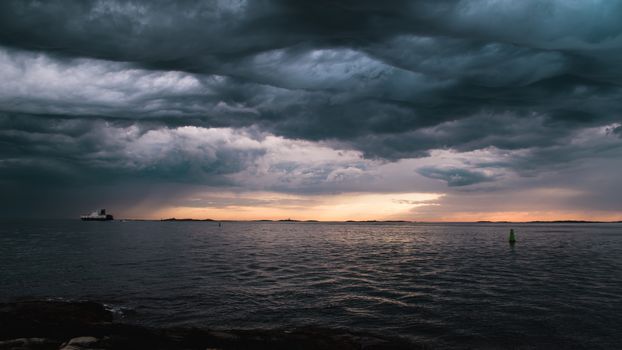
[1, 220, 621, 349]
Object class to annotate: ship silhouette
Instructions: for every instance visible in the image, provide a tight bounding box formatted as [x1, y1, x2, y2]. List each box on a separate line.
[81, 209, 114, 221]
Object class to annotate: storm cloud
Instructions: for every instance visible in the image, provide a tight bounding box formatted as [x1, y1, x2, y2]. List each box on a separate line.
[1, 0, 621, 219]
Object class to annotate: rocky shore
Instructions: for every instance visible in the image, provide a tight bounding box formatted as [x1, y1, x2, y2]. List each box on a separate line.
[0, 300, 418, 349]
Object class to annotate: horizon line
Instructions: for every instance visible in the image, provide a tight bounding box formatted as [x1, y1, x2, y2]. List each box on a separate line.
[3, 217, 622, 224]
[96, 218, 622, 223]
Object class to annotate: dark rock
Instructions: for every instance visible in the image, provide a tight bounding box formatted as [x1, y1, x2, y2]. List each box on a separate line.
[0, 301, 112, 341]
[59, 336, 103, 350]
[0, 301, 418, 349]
[0, 337, 59, 350]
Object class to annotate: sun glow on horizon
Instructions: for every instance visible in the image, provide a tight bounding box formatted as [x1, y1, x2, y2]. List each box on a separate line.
[147, 191, 444, 221]
[118, 189, 622, 222]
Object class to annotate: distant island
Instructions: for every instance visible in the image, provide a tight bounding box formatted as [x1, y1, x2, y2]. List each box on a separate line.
[161, 218, 215, 222]
[477, 220, 619, 224]
[154, 218, 412, 223]
[121, 218, 622, 223]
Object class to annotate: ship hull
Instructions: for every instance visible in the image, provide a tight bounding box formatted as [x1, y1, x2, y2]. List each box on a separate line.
[81, 215, 114, 221]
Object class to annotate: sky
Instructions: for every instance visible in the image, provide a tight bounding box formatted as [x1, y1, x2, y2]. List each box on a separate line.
[1, 0, 622, 221]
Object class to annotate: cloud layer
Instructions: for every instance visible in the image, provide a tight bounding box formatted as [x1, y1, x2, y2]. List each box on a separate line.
[1, 0, 621, 219]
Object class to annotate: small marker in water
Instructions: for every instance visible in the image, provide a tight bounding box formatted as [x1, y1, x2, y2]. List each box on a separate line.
[509, 228, 516, 244]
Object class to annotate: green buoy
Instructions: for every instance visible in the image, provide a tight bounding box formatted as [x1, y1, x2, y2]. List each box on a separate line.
[509, 228, 516, 244]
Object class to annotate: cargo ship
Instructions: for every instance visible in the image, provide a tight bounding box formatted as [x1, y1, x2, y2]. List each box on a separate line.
[81, 209, 114, 221]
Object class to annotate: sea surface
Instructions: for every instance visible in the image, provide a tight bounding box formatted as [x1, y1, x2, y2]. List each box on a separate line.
[1, 220, 621, 349]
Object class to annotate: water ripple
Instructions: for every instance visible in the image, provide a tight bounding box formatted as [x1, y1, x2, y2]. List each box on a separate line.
[1, 221, 621, 348]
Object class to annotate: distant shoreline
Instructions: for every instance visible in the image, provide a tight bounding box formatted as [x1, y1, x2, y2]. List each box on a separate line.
[3, 218, 621, 224]
[136, 218, 622, 224]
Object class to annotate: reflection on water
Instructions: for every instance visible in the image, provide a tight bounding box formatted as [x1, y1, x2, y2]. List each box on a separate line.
[1, 220, 621, 348]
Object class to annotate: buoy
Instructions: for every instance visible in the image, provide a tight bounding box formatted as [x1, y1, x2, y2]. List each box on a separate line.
[509, 228, 516, 244]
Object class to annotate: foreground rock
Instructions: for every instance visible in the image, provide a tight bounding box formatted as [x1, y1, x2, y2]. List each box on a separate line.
[0, 301, 418, 349]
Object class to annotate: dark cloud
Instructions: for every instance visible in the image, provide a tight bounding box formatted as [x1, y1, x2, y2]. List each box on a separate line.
[1, 1, 621, 150]
[417, 166, 495, 187]
[0, 114, 266, 185]
[410, 155, 622, 220]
